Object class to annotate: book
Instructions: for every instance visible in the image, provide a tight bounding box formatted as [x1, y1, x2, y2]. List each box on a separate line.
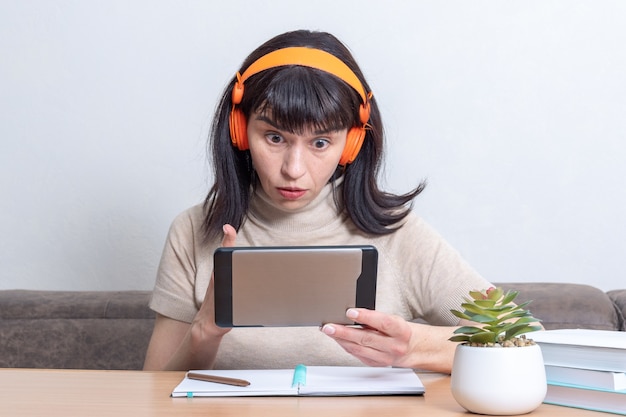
[544, 382, 626, 415]
[171, 365, 425, 397]
[545, 364, 626, 391]
[532, 329, 626, 372]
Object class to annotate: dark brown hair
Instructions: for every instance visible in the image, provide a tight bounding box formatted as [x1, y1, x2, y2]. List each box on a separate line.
[202, 30, 425, 242]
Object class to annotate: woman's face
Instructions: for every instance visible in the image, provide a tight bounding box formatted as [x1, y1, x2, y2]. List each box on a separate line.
[247, 110, 347, 211]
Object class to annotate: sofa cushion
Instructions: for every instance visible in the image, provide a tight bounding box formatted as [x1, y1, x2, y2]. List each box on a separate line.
[494, 282, 621, 331]
[607, 289, 626, 331]
[0, 290, 155, 370]
[0, 290, 155, 320]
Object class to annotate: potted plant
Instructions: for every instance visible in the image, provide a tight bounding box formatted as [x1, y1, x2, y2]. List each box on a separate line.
[449, 287, 546, 415]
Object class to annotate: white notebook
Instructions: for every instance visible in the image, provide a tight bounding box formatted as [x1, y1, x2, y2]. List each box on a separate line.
[171, 365, 425, 397]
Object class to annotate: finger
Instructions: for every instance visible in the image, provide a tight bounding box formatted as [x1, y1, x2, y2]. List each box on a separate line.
[346, 308, 406, 337]
[200, 225, 237, 314]
[322, 322, 386, 352]
[221, 224, 237, 247]
[321, 324, 391, 367]
[208, 224, 237, 296]
[198, 226, 237, 335]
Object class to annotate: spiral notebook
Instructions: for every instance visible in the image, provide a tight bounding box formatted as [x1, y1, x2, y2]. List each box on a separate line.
[171, 365, 424, 397]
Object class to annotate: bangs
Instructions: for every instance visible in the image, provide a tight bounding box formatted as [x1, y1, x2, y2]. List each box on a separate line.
[249, 66, 358, 134]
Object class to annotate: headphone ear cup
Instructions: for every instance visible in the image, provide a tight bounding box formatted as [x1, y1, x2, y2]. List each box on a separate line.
[339, 126, 366, 166]
[229, 108, 249, 150]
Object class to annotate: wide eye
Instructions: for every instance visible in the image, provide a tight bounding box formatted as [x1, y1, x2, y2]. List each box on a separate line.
[265, 133, 284, 144]
[312, 138, 330, 150]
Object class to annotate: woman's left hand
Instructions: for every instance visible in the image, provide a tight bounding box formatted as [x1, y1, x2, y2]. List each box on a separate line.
[321, 308, 459, 373]
[320, 308, 414, 368]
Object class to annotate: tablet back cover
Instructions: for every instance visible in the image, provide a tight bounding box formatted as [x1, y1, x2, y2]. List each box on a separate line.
[214, 246, 377, 327]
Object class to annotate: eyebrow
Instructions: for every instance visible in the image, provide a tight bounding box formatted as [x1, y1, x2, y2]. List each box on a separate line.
[254, 114, 338, 136]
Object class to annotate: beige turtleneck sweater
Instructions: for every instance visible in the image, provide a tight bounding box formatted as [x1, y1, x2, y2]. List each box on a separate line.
[149, 182, 491, 369]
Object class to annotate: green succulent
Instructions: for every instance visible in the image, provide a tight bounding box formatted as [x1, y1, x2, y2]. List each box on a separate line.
[449, 287, 542, 346]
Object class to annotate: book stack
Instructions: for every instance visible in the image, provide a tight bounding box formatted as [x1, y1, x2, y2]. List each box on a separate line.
[532, 329, 626, 415]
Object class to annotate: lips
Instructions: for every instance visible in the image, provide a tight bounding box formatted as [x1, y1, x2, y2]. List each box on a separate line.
[277, 187, 307, 200]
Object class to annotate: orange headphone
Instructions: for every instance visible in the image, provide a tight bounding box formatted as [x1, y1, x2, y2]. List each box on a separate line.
[229, 47, 372, 166]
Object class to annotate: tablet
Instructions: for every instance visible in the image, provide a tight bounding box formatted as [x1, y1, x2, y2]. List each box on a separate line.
[213, 245, 377, 327]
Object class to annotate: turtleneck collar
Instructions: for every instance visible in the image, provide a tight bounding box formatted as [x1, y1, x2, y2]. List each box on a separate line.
[246, 178, 346, 235]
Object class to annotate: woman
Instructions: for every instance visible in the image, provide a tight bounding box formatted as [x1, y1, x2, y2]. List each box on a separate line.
[143, 29, 491, 373]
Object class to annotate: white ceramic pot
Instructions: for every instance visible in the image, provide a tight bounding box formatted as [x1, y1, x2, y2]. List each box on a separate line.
[450, 343, 546, 415]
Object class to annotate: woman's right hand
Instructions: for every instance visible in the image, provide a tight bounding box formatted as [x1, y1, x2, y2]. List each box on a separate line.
[191, 224, 238, 339]
[143, 224, 238, 371]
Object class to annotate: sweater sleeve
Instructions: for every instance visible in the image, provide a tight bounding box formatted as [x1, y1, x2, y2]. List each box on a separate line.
[148, 206, 206, 323]
[396, 213, 493, 326]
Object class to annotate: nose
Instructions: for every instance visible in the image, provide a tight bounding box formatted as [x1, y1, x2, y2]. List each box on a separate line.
[281, 144, 306, 179]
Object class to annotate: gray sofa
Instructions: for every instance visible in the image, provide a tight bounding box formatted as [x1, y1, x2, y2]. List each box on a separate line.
[1, 283, 624, 370]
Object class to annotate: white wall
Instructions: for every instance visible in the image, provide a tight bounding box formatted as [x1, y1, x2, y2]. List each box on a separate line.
[1, 1, 624, 291]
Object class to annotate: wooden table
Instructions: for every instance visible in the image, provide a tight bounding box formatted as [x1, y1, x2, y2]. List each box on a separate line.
[0, 369, 604, 416]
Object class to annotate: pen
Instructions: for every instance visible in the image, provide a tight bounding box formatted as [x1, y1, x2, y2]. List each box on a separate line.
[187, 372, 251, 387]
